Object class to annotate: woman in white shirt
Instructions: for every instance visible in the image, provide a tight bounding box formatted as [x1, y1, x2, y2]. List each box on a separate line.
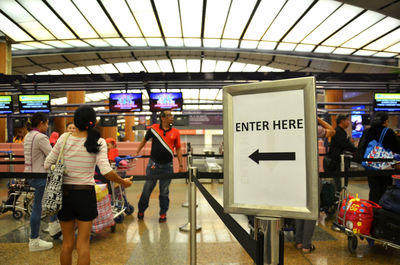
[45, 106, 132, 265]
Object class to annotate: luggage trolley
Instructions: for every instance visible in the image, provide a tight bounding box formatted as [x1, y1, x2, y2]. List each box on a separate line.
[110, 155, 137, 223]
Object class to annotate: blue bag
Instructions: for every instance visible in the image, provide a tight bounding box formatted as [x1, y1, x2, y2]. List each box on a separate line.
[362, 128, 394, 170]
[379, 186, 400, 214]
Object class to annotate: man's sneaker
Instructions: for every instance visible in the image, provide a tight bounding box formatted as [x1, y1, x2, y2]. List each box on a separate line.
[29, 238, 53, 252]
[49, 221, 62, 238]
[137, 212, 144, 220]
[159, 214, 167, 223]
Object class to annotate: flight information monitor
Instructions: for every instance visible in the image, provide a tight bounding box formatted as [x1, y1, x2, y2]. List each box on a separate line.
[374, 93, 400, 112]
[149, 92, 183, 111]
[0, 95, 13, 114]
[18, 94, 51, 114]
[109, 93, 142, 112]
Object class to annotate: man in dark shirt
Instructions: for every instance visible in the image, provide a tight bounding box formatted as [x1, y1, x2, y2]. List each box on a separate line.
[327, 114, 357, 191]
[135, 109, 184, 222]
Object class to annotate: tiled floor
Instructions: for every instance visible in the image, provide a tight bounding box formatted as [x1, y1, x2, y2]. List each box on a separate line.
[0, 179, 399, 265]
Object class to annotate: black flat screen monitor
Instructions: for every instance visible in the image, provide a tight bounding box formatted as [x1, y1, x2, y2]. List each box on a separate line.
[149, 92, 183, 111]
[18, 94, 51, 114]
[109, 93, 142, 112]
[374, 93, 400, 112]
[0, 95, 13, 114]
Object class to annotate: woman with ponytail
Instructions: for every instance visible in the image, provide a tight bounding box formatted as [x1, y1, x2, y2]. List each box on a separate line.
[45, 106, 132, 265]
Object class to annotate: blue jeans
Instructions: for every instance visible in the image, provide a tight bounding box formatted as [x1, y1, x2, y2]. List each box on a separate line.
[138, 159, 173, 215]
[27, 178, 46, 239]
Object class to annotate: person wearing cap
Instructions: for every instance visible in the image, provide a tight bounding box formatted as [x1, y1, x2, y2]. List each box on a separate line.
[327, 114, 356, 191]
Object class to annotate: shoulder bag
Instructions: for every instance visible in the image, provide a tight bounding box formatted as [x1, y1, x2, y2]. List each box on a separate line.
[362, 127, 394, 170]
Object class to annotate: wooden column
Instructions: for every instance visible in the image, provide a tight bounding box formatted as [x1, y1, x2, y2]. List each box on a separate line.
[99, 100, 118, 139]
[124, 115, 135, 141]
[0, 40, 12, 142]
[325, 90, 343, 128]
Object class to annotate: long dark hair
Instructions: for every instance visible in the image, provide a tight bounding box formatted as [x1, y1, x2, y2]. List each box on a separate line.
[26, 113, 48, 131]
[371, 112, 388, 127]
[74, 106, 100, 154]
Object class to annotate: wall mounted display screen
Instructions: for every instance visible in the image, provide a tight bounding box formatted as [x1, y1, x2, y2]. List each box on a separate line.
[18, 94, 51, 114]
[149, 92, 183, 111]
[0, 95, 13, 114]
[109, 93, 142, 112]
[374, 93, 400, 112]
[351, 105, 365, 138]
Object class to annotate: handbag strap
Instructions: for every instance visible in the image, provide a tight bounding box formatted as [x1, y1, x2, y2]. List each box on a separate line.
[29, 131, 40, 172]
[56, 133, 71, 165]
[378, 127, 389, 145]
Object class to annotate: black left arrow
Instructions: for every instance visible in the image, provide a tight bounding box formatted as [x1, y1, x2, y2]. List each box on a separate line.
[249, 149, 296, 164]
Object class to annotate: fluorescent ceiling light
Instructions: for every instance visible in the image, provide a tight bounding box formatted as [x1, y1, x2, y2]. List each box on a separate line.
[100, 64, 119, 73]
[353, 50, 376, 56]
[128, 61, 146, 72]
[60, 68, 77, 75]
[182, 88, 199, 99]
[19, 0, 74, 39]
[283, 0, 341, 43]
[214, 61, 231, 72]
[243, 64, 260, 72]
[73, 0, 118, 37]
[332, 47, 355, 55]
[63, 40, 90, 47]
[257, 41, 276, 50]
[342, 17, 400, 49]
[201, 60, 216, 72]
[187, 59, 200, 72]
[42, 41, 72, 48]
[0, 0, 50, 40]
[48, 70, 63, 75]
[295, 44, 315, 52]
[101, 0, 142, 37]
[84, 39, 110, 47]
[114, 63, 132, 73]
[314, 46, 335, 53]
[184, 38, 201, 47]
[240, 40, 258, 49]
[0, 13, 33, 41]
[52, 97, 67, 105]
[223, 0, 257, 39]
[142, 60, 161, 72]
[47, 0, 97, 39]
[221, 39, 239, 48]
[263, 0, 313, 41]
[157, 60, 174, 72]
[172, 59, 187, 72]
[180, 0, 202, 38]
[258, 66, 284, 72]
[166, 38, 184, 47]
[23, 42, 54, 49]
[302, 4, 363, 45]
[146, 38, 165, 47]
[229, 62, 245, 72]
[364, 28, 400, 51]
[104, 38, 128, 46]
[126, 38, 147, 47]
[373, 52, 397, 58]
[87, 65, 105, 74]
[154, 0, 182, 37]
[127, 0, 161, 37]
[73, 67, 91, 74]
[203, 39, 220, 48]
[385, 42, 400, 53]
[204, 0, 231, 38]
[12, 44, 35, 50]
[35, 72, 49, 75]
[323, 11, 385, 46]
[244, 0, 286, 40]
[276, 43, 296, 51]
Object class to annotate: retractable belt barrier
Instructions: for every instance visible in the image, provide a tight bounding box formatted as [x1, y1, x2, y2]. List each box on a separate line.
[192, 154, 223, 158]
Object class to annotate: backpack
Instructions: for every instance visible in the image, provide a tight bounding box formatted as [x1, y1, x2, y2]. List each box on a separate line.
[320, 182, 336, 213]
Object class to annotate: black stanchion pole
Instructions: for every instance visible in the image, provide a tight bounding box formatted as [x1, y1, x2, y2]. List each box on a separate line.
[279, 230, 284, 265]
[256, 231, 264, 265]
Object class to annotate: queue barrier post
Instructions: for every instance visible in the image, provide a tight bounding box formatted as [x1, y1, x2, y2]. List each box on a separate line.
[179, 166, 201, 232]
[189, 167, 198, 265]
[255, 217, 283, 265]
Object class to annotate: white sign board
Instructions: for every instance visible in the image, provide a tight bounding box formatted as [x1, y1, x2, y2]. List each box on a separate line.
[223, 77, 319, 219]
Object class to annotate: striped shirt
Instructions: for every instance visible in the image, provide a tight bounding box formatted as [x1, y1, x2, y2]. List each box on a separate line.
[44, 133, 113, 185]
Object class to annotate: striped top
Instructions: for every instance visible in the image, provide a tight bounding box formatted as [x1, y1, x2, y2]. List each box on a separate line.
[44, 133, 113, 185]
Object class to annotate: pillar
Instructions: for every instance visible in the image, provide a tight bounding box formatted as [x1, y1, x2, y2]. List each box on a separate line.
[99, 100, 118, 140]
[325, 90, 343, 128]
[0, 39, 12, 142]
[124, 115, 135, 141]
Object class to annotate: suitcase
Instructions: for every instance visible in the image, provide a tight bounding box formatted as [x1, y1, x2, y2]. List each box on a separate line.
[371, 208, 400, 244]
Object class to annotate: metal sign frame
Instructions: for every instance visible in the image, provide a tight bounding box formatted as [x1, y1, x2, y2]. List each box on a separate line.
[223, 77, 319, 219]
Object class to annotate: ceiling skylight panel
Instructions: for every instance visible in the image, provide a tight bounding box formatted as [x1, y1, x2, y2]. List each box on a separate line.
[166, 38, 184, 47]
[214, 61, 231, 72]
[180, 0, 202, 38]
[373, 52, 397, 58]
[19, 0, 74, 39]
[142, 60, 160, 72]
[127, 0, 161, 37]
[172, 59, 187, 72]
[184, 38, 201, 47]
[385, 42, 400, 53]
[154, 0, 182, 37]
[204, 0, 231, 38]
[257, 41, 276, 50]
[187, 59, 201, 72]
[244, 0, 286, 40]
[157, 60, 174, 72]
[323, 11, 385, 46]
[182, 88, 199, 99]
[104, 38, 128, 46]
[23, 42, 54, 49]
[229, 62, 245, 72]
[332, 47, 355, 54]
[258, 66, 278, 72]
[73, 67, 91, 74]
[263, 0, 313, 41]
[201, 60, 216, 72]
[128, 61, 146, 72]
[87, 65, 105, 74]
[200, 89, 218, 100]
[364, 28, 400, 50]
[283, 0, 341, 43]
[101, 0, 142, 37]
[203, 39, 220, 48]
[314, 46, 335, 53]
[126, 38, 147, 46]
[63, 40, 90, 47]
[240, 40, 258, 49]
[47, 0, 97, 39]
[243, 64, 259, 72]
[42, 41, 72, 48]
[223, 0, 257, 39]
[353, 50, 375, 56]
[221, 39, 239, 48]
[72, 0, 118, 37]
[0, 13, 33, 41]
[146, 38, 165, 47]
[100, 64, 119, 73]
[60, 68, 77, 75]
[342, 17, 400, 49]
[295, 44, 315, 52]
[12, 43, 35, 50]
[276, 43, 296, 51]
[84, 39, 110, 47]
